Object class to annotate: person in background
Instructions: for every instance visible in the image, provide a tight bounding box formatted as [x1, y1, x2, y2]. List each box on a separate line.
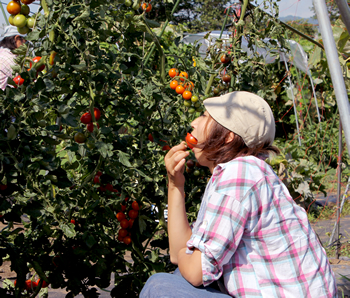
[0, 26, 26, 90]
[140, 91, 337, 297]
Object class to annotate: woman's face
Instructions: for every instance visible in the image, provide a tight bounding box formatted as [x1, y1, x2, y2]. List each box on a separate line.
[190, 110, 214, 170]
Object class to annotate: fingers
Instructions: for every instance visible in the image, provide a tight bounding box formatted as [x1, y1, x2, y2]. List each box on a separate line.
[166, 142, 188, 160]
[174, 158, 186, 172]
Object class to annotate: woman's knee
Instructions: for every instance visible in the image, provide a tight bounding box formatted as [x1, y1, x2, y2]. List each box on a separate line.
[140, 273, 175, 298]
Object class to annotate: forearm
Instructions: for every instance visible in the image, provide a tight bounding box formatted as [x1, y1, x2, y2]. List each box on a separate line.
[178, 248, 203, 286]
[167, 183, 192, 264]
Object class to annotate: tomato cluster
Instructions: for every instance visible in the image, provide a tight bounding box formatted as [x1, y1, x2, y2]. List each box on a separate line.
[168, 68, 202, 114]
[14, 278, 49, 292]
[77, 108, 101, 142]
[7, 0, 36, 34]
[12, 56, 46, 87]
[116, 199, 140, 245]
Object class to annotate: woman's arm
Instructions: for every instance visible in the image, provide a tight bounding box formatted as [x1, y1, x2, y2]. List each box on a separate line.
[178, 248, 203, 286]
[165, 142, 192, 264]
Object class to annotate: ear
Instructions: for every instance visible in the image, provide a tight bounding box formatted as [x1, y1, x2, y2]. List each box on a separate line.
[225, 132, 235, 144]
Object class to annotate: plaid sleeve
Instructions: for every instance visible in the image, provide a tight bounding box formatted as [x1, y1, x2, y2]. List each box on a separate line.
[187, 192, 248, 286]
[0, 51, 16, 90]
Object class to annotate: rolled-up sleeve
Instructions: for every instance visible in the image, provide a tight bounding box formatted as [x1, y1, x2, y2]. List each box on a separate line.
[187, 192, 248, 286]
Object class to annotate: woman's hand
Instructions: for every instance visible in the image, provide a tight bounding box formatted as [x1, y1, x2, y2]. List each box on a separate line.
[164, 142, 189, 188]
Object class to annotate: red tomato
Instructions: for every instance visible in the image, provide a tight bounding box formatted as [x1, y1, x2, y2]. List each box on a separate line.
[106, 183, 114, 192]
[148, 133, 154, 142]
[80, 112, 92, 124]
[121, 204, 126, 212]
[162, 145, 171, 151]
[168, 68, 179, 78]
[131, 201, 139, 211]
[37, 279, 49, 288]
[182, 90, 192, 100]
[70, 219, 76, 225]
[33, 56, 45, 72]
[120, 218, 129, 229]
[0, 184, 7, 191]
[96, 171, 103, 176]
[179, 71, 188, 81]
[185, 133, 198, 149]
[141, 2, 152, 12]
[123, 236, 132, 245]
[7, 1, 21, 15]
[94, 108, 101, 121]
[25, 279, 38, 291]
[128, 209, 138, 219]
[118, 228, 128, 238]
[87, 123, 94, 132]
[116, 212, 126, 222]
[129, 218, 135, 228]
[170, 80, 178, 90]
[13, 75, 24, 86]
[93, 175, 100, 184]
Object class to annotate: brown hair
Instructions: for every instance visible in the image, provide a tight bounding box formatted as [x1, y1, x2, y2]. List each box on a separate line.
[0, 35, 24, 51]
[197, 115, 280, 166]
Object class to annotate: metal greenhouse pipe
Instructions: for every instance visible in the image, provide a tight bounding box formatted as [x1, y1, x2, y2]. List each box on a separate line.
[334, 0, 350, 35]
[313, 0, 350, 157]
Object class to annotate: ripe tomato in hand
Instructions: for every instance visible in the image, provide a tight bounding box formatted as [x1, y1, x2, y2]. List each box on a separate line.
[128, 209, 138, 219]
[185, 133, 198, 149]
[168, 68, 179, 78]
[131, 201, 139, 211]
[116, 212, 126, 222]
[80, 112, 92, 124]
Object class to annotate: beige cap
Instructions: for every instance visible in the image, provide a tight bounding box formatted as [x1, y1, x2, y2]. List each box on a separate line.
[203, 91, 275, 148]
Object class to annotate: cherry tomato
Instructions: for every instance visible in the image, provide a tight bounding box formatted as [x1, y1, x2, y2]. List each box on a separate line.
[184, 81, 194, 91]
[131, 201, 139, 211]
[128, 209, 138, 219]
[170, 80, 178, 90]
[37, 279, 49, 288]
[25, 280, 38, 291]
[74, 132, 86, 143]
[148, 133, 154, 142]
[222, 74, 231, 83]
[121, 204, 126, 212]
[49, 51, 57, 66]
[94, 108, 101, 121]
[185, 133, 198, 149]
[220, 54, 231, 64]
[70, 219, 76, 225]
[182, 91, 192, 100]
[118, 228, 128, 238]
[186, 159, 195, 168]
[141, 2, 152, 12]
[129, 218, 135, 228]
[162, 145, 171, 151]
[33, 57, 45, 72]
[120, 218, 129, 229]
[93, 175, 100, 184]
[123, 236, 132, 245]
[96, 171, 103, 176]
[106, 183, 114, 192]
[175, 85, 185, 94]
[116, 212, 126, 222]
[80, 112, 92, 124]
[13, 75, 24, 86]
[0, 184, 8, 190]
[179, 71, 188, 81]
[213, 87, 220, 95]
[168, 68, 179, 78]
[191, 95, 199, 102]
[7, 1, 21, 15]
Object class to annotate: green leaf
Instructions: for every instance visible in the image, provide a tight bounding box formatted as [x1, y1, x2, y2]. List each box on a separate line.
[7, 125, 16, 140]
[117, 150, 132, 167]
[135, 169, 153, 181]
[138, 215, 147, 234]
[60, 223, 76, 238]
[86, 235, 97, 248]
[72, 62, 87, 71]
[96, 142, 114, 158]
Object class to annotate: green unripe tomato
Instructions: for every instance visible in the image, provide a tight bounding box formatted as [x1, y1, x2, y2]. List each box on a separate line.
[193, 170, 200, 176]
[26, 17, 35, 29]
[188, 108, 196, 114]
[194, 102, 201, 108]
[125, 0, 132, 6]
[183, 100, 192, 107]
[191, 95, 199, 102]
[21, 4, 30, 16]
[13, 14, 27, 28]
[17, 26, 30, 34]
[8, 15, 15, 26]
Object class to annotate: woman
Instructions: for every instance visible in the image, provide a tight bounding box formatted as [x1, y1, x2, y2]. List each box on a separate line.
[140, 91, 337, 297]
[0, 26, 26, 90]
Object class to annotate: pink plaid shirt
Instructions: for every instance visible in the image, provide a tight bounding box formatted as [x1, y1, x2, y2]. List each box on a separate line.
[187, 156, 337, 297]
[0, 47, 16, 90]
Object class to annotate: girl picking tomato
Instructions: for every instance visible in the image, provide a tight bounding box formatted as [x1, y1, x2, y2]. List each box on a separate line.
[140, 91, 337, 297]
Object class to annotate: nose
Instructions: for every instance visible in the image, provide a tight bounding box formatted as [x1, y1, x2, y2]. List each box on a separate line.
[190, 117, 198, 129]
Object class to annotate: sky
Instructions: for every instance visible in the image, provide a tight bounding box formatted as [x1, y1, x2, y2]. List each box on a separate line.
[0, 0, 315, 34]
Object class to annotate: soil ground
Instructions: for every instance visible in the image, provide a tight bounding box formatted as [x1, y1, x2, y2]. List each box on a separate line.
[1, 215, 350, 297]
